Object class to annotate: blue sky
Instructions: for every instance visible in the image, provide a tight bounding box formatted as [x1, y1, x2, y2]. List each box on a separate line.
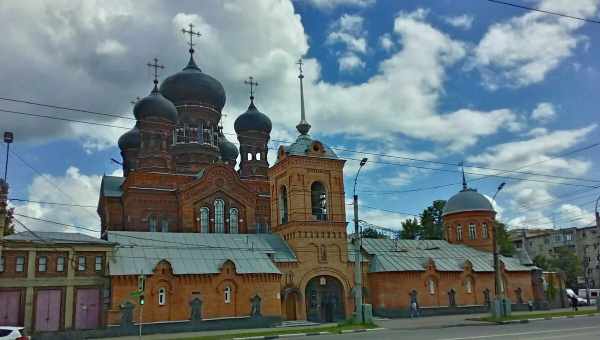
[1, 0, 599, 235]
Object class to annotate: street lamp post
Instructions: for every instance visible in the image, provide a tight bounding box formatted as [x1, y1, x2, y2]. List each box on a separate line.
[596, 194, 600, 311]
[353, 157, 367, 323]
[3, 132, 13, 182]
[492, 182, 506, 317]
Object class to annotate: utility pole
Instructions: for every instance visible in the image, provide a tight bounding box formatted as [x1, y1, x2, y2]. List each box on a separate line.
[138, 272, 145, 340]
[3, 132, 13, 182]
[491, 182, 506, 317]
[596, 194, 600, 311]
[353, 157, 367, 324]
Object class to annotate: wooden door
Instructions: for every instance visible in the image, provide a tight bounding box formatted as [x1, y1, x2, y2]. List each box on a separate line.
[35, 289, 61, 332]
[0, 291, 20, 326]
[75, 288, 100, 330]
[285, 292, 297, 320]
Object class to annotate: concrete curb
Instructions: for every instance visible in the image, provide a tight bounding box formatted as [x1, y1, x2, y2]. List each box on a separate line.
[493, 313, 600, 325]
[232, 328, 384, 339]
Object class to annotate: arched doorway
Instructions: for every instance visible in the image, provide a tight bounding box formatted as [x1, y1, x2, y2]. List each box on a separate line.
[285, 292, 297, 320]
[305, 275, 344, 322]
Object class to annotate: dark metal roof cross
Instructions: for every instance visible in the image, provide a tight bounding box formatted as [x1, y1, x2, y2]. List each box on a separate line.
[146, 58, 164, 86]
[244, 76, 258, 101]
[182, 23, 202, 54]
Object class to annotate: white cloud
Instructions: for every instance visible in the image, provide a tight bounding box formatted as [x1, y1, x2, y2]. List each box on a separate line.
[96, 39, 127, 56]
[472, 0, 599, 89]
[338, 53, 365, 71]
[379, 33, 394, 51]
[558, 204, 596, 226]
[524, 127, 548, 137]
[326, 14, 368, 71]
[444, 14, 474, 30]
[303, 0, 375, 10]
[531, 102, 557, 123]
[11, 167, 102, 237]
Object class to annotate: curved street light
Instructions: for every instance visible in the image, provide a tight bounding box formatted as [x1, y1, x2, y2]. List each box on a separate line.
[352, 157, 368, 323]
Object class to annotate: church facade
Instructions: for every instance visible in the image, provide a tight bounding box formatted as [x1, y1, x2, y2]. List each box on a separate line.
[92, 27, 544, 328]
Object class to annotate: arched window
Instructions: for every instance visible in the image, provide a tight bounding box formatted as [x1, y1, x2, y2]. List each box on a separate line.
[149, 215, 157, 232]
[311, 182, 327, 221]
[482, 223, 489, 239]
[160, 217, 169, 232]
[229, 208, 239, 234]
[465, 278, 473, 294]
[469, 223, 476, 240]
[247, 153, 253, 161]
[158, 287, 166, 305]
[199, 207, 209, 233]
[255, 152, 261, 160]
[214, 199, 225, 233]
[279, 186, 288, 224]
[456, 225, 463, 241]
[224, 286, 232, 304]
[428, 278, 436, 295]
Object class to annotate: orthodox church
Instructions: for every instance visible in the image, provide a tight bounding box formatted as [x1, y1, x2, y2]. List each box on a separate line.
[95, 27, 542, 326]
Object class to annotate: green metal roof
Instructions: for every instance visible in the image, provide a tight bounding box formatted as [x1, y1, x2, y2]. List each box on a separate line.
[100, 175, 125, 198]
[358, 238, 534, 273]
[5, 231, 112, 245]
[107, 232, 296, 276]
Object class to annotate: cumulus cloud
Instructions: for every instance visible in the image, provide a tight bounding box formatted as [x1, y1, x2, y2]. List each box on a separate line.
[531, 102, 557, 123]
[444, 14, 474, 30]
[11, 167, 102, 236]
[472, 0, 598, 89]
[379, 33, 394, 51]
[303, 0, 375, 10]
[326, 14, 368, 71]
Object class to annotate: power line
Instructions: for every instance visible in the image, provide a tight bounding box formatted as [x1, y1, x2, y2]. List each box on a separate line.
[0, 97, 134, 121]
[0, 108, 132, 129]
[486, 0, 600, 24]
[8, 198, 97, 208]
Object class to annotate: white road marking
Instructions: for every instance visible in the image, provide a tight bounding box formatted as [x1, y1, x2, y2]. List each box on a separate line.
[437, 325, 600, 340]
[527, 330, 600, 340]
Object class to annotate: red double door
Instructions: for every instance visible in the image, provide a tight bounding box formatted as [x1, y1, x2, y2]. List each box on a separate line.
[0, 290, 21, 326]
[74, 288, 100, 330]
[35, 289, 62, 332]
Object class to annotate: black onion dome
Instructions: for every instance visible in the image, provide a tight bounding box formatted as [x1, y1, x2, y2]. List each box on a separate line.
[159, 57, 226, 110]
[234, 101, 272, 134]
[219, 133, 239, 162]
[133, 87, 178, 123]
[118, 126, 141, 150]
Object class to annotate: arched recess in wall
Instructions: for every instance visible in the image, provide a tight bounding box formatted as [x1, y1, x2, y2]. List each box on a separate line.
[327, 243, 342, 263]
[279, 185, 288, 224]
[311, 181, 327, 221]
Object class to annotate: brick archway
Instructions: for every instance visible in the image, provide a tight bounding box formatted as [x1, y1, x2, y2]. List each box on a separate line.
[304, 275, 345, 323]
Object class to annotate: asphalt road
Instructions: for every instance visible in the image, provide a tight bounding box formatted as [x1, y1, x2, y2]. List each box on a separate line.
[315, 316, 600, 340]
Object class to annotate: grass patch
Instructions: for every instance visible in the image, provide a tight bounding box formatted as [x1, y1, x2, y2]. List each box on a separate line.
[477, 309, 598, 322]
[170, 321, 378, 340]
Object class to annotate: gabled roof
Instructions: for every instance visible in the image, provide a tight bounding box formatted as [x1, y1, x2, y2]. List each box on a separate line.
[100, 175, 125, 198]
[4, 231, 111, 245]
[357, 238, 534, 273]
[107, 232, 297, 276]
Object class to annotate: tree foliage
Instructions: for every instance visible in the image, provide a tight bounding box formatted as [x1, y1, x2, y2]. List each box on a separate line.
[2, 206, 14, 236]
[532, 248, 582, 288]
[420, 200, 445, 240]
[400, 218, 422, 240]
[360, 227, 389, 239]
[495, 222, 514, 257]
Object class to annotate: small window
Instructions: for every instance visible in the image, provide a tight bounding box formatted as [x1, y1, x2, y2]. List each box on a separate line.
[0, 256, 4, 272]
[279, 186, 288, 224]
[482, 223, 489, 240]
[15, 256, 25, 272]
[456, 225, 463, 241]
[199, 207, 209, 233]
[214, 199, 225, 233]
[149, 215, 157, 232]
[428, 279, 436, 295]
[255, 152, 261, 160]
[229, 208, 239, 234]
[95, 256, 103, 271]
[78, 256, 86, 271]
[247, 153, 252, 161]
[56, 256, 65, 272]
[158, 287, 166, 305]
[224, 286, 232, 304]
[160, 217, 169, 232]
[38, 256, 48, 272]
[468, 224, 476, 240]
[311, 182, 327, 221]
[465, 278, 473, 294]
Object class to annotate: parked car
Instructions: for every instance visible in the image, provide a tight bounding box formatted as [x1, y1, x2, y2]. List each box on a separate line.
[565, 288, 590, 306]
[0, 327, 29, 340]
[577, 288, 599, 305]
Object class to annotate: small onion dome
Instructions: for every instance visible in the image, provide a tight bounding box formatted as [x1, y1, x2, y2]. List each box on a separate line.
[234, 101, 272, 134]
[159, 57, 226, 111]
[442, 188, 494, 216]
[133, 87, 178, 123]
[118, 126, 141, 150]
[219, 133, 239, 162]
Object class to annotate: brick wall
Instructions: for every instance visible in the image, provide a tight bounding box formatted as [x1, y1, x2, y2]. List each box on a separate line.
[0, 250, 28, 278]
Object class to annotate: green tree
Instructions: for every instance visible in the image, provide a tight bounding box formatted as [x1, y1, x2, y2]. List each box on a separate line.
[401, 218, 422, 240]
[420, 200, 445, 240]
[361, 227, 388, 239]
[533, 254, 550, 270]
[2, 206, 14, 236]
[548, 247, 582, 288]
[495, 222, 515, 257]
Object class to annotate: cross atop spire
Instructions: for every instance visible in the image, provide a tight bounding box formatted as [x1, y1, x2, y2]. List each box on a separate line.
[459, 161, 467, 190]
[146, 57, 164, 92]
[296, 57, 311, 135]
[244, 76, 259, 102]
[182, 23, 202, 55]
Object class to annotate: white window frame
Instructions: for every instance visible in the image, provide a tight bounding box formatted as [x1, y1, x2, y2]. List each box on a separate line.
[224, 286, 232, 304]
[229, 208, 239, 234]
[149, 215, 157, 232]
[56, 256, 65, 272]
[158, 287, 166, 305]
[0, 256, 4, 272]
[15, 256, 25, 272]
[456, 225, 463, 241]
[214, 199, 225, 233]
[160, 217, 169, 232]
[38, 256, 48, 272]
[200, 207, 209, 233]
[465, 278, 473, 293]
[428, 279, 436, 295]
[468, 224, 476, 240]
[78, 256, 86, 271]
[482, 223, 489, 240]
[95, 256, 103, 271]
